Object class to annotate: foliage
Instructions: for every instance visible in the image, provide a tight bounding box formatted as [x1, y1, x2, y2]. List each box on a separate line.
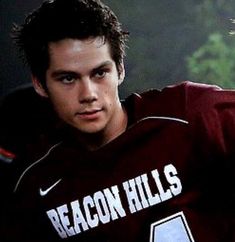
[187, 33, 235, 88]
[186, 0, 235, 88]
[104, 0, 235, 96]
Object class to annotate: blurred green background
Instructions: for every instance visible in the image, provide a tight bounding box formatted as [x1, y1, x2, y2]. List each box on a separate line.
[1, 0, 235, 98]
[104, 0, 235, 97]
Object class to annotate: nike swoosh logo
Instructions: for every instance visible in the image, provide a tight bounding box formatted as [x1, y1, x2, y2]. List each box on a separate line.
[39, 179, 62, 197]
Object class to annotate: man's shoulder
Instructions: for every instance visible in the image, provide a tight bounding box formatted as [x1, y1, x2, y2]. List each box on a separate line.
[124, 81, 235, 123]
[123, 81, 192, 121]
[139, 81, 221, 99]
[137, 80, 235, 108]
[13, 141, 62, 194]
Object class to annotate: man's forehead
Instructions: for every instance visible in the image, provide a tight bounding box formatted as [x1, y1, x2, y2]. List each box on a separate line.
[48, 36, 107, 50]
[46, 37, 114, 73]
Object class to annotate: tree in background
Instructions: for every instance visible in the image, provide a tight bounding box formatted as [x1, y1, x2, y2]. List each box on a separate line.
[187, 32, 235, 88]
[107, 0, 208, 96]
[105, 0, 235, 96]
[186, 0, 235, 88]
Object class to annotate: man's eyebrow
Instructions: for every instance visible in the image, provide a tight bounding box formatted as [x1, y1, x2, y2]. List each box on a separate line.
[50, 61, 113, 78]
[92, 60, 113, 72]
[50, 70, 78, 78]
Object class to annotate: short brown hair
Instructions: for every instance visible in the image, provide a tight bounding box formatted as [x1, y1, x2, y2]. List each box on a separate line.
[12, 0, 129, 86]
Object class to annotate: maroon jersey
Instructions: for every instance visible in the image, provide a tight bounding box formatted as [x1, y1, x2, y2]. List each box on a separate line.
[8, 82, 235, 241]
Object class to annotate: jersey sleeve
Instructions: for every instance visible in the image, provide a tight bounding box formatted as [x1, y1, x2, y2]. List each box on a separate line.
[184, 82, 235, 239]
[184, 82, 235, 155]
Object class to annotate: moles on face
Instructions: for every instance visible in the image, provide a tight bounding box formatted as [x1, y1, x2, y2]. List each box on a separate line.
[33, 37, 126, 142]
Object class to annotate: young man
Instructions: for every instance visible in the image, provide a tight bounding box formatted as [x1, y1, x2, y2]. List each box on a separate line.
[3, 0, 234, 241]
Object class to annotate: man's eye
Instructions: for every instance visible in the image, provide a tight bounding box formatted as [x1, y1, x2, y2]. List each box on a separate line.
[94, 69, 107, 78]
[59, 75, 75, 84]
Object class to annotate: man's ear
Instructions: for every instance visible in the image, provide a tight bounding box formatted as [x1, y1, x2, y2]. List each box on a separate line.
[118, 62, 125, 85]
[32, 75, 48, 98]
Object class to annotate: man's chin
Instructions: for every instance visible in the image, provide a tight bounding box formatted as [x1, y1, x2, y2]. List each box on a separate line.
[73, 123, 105, 135]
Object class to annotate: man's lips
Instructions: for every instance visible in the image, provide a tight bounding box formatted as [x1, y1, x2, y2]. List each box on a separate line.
[76, 108, 103, 119]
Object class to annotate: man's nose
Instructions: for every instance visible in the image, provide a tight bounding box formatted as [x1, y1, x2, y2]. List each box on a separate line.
[78, 79, 98, 104]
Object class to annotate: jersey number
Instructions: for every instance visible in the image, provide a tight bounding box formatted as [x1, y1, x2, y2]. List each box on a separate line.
[149, 211, 195, 242]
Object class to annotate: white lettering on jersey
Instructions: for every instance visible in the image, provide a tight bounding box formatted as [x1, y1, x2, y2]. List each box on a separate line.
[151, 169, 173, 201]
[165, 164, 182, 196]
[123, 164, 182, 214]
[46, 163, 182, 238]
[83, 195, 99, 228]
[94, 191, 111, 224]
[71, 200, 89, 233]
[46, 209, 67, 238]
[123, 178, 143, 213]
[141, 173, 161, 206]
[103, 186, 126, 220]
[57, 204, 76, 236]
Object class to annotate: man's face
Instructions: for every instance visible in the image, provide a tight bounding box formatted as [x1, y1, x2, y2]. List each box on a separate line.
[35, 37, 125, 136]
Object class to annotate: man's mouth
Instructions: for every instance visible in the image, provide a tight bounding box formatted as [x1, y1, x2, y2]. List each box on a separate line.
[76, 108, 103, 120]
